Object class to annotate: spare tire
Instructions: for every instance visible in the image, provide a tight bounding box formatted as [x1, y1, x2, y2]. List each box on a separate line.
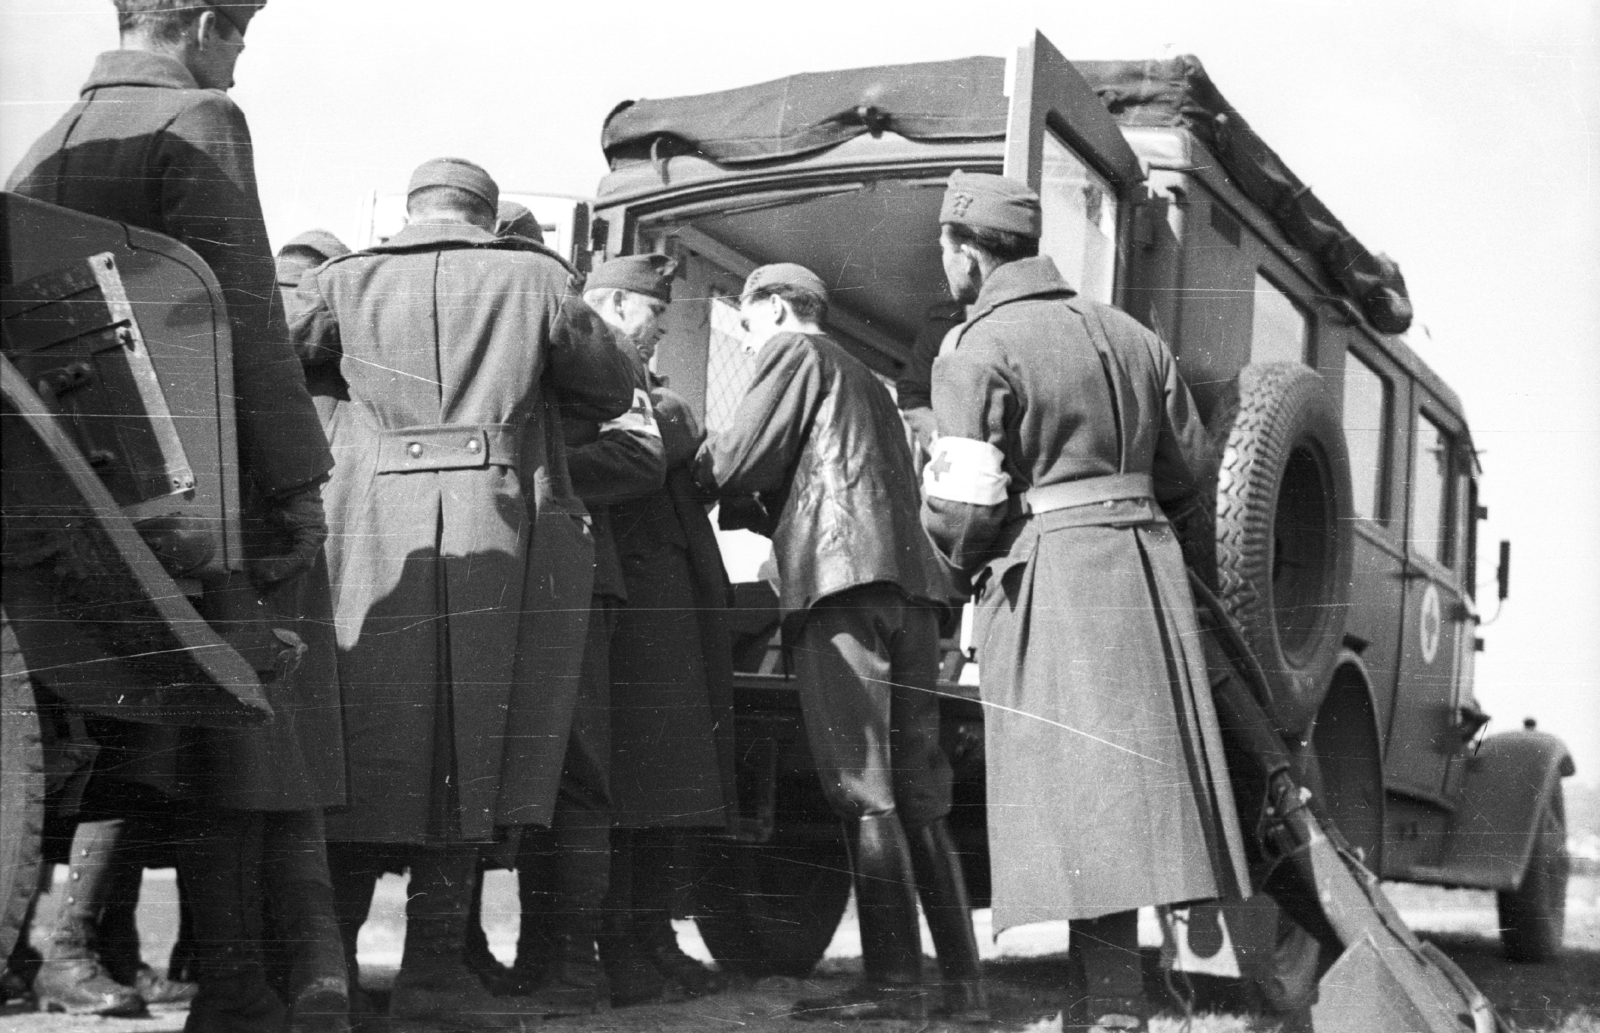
[1214, 363, 1353, 735]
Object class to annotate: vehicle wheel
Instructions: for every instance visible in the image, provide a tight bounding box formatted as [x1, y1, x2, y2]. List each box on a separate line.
[1498, 784, 1569, 962]
[1214, 362, 1353, 735]
[694, 826, 852, 978]
[0, 608, 47, 962]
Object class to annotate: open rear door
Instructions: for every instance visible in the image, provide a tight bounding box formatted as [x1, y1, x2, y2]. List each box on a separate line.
[1004, 32, 1144, 304]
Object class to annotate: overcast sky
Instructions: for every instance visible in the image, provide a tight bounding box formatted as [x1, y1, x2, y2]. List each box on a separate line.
[3, 0, 1597, 783]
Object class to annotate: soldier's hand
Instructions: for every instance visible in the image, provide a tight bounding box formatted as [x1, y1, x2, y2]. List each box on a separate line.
[249, 481, 329, 588]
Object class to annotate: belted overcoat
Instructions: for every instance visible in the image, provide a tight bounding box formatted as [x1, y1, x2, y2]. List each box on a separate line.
[289, 223, 633, 843]
[6, 49, 341, 811]
[922, 257, 1250, 929]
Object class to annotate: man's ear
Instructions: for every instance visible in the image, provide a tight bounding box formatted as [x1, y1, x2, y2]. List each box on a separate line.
[771, 296, 789, 327]
[193, 9, 219, 45]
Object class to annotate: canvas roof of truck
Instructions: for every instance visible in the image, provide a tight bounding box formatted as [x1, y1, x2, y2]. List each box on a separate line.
[600, 53, 1412, 338]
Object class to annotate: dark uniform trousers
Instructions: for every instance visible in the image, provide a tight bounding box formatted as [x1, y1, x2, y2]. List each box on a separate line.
[791, 584, 951, 829]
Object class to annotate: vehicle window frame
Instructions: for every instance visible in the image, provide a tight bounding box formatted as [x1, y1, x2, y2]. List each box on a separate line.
[1250, 266, 1314, 367]
[1341, 344, 1394, 527]
[1408, 402, 1461, 571]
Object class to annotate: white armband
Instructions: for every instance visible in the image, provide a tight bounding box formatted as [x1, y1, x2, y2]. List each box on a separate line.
[922, 436, 1009, 506]
[601, 388, 662, 438]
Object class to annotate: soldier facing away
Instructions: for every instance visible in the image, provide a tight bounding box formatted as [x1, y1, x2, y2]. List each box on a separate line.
[920, 171, 1250, 1033]
[693, 264, 985, 1023]
[6, 3, 347, 1031]
[288, 157, 636, 1032]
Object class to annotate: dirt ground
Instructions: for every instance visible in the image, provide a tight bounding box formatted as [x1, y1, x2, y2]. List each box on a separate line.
[4, 873, 1597, 1033]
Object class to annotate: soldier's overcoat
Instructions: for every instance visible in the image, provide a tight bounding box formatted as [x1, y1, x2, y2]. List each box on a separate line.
[922, 257, 1249, 930]
[608, 385, 738, 829]
[6, 49, 341, 811]
[290, 223, 633, 843]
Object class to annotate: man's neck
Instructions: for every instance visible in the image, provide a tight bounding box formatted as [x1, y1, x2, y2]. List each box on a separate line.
[119, 33, 193, 70]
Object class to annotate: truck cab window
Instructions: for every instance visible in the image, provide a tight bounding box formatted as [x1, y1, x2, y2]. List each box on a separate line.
[1251, 271, 1309, 365]
[1411, 411, 1455, 566]
[1343, 351, 1390, 523]
[1039, 130, 1118, 304]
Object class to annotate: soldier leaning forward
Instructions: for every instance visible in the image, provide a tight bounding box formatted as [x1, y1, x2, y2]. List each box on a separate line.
[578, 256, 737, 1004]
[920, 171, 1251, 1031]
[694, 264, 984, 1024]
[5, 3, 348, 1030]
[499, 260, 670, 1016]
[276, 229, 352, 424]
[288, 157, 636, 1032]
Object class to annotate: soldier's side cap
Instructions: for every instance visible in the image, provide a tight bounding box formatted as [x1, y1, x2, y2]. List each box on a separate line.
[742, 263, 829, 306]
[586, 254, 677, 303]
[494, 201, 545, 244]
[940, 170, 1042, 239]
[280, 229, 349, 261]
[407, 157, 498, 212]
[113, 2, 263, 35]
[207, 2, 264, 33]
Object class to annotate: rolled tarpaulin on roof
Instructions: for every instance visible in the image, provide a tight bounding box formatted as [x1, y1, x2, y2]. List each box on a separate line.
[600, 57, 1010, 167]
[1076, 55, 1413, 334]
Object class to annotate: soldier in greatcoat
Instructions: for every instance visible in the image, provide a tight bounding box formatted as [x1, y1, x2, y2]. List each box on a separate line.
[920, 171, 1250, 1032]
[6, 4, 346, 1030]
[287, 157, 635, 1031]
[694, 264, 984, 1023]
[277, 230, 351, 423]
[578, 257, 737, 1003]
[503, 260, 668, 1016]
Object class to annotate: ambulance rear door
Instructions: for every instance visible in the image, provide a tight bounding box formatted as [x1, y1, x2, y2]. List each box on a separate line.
[1004, 31, 1145, 306]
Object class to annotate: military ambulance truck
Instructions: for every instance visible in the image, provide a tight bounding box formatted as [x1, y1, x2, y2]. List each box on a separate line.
[1, 193, 292, 966]
[353, 33, 1567, 1007]
[522, 35, 1571, 1004]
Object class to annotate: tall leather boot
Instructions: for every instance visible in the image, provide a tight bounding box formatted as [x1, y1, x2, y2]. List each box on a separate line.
[32, 819, 146, 1017]
[503, 828, 556, 995]
[516, 818, 611, 1016]
[264, 809, 350, 1033]
[388, 846, 541, 1031]
[907, 818, 989, 1022]
[793, 815, 926, 1022]
[1068, 910, 1145, 1032]
[632, 828, 725, 997]
[327, 842, 385, 1029]
[98, 832, 197, 1006]
[597, 828, 664, 1007]
[179, 808, 288, 1033]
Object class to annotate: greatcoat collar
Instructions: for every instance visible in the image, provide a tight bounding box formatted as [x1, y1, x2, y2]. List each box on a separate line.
[969, 256, 1078, 322]
[82, 50, 200, 93]
[370, 221, 503, 253]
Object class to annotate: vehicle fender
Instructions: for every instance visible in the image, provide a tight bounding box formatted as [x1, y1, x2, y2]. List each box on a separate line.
[1437, 729, 1574, 891]
[1306, 652, 1387, 869]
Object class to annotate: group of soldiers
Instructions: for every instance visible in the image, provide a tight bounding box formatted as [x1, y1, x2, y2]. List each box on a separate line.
[5, 3, 1259, 1033]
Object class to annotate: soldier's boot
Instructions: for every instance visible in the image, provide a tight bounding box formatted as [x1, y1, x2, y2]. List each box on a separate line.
[1067, 910, 1146, 1033]
[516, 821, 611, 1016]
[264, 810, 350, 1033]
[99, 848, 197, 1006]
[501, 829, 556, 996]
[327, 843, 384, 1028]
[907, 818, 990, 1023]
[388, 846, 541, 1032]
[597, 828, 664, 1007]
[793, 815, 928, 1022]
[32, 819, 146, 1017]
[180, 809, 288, 1033]
[631, 828, 725, 997]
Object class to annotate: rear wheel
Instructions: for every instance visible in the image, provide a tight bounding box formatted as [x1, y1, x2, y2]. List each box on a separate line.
[1498, 785, 1569, 962]
[694, 826, 852, 978]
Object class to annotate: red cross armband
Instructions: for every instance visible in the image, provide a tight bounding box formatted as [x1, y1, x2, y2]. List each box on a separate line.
[922, 436, 1009, 506]
[601, 387, 662, 439]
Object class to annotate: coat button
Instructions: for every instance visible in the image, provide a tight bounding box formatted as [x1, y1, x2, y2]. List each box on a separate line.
[465, 438, 481, 453]
[407, 442, 424, 458]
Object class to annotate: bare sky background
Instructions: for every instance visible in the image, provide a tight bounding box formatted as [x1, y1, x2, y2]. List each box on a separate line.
[3, 0, 1597, 783]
